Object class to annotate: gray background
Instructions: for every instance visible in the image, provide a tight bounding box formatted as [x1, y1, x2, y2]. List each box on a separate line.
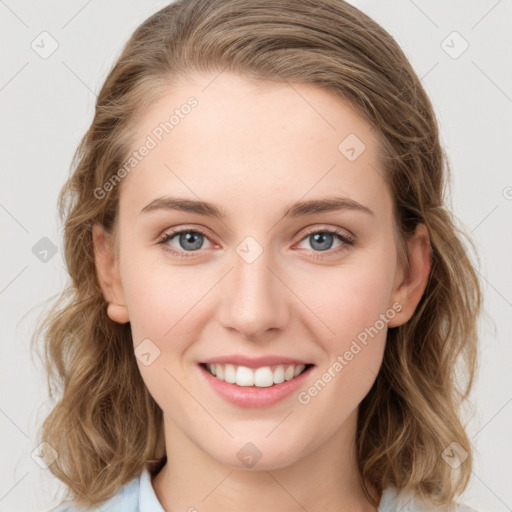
[1, 1, 511, 511]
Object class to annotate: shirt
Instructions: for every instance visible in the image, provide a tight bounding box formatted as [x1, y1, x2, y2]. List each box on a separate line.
[51, 465, 480, 512]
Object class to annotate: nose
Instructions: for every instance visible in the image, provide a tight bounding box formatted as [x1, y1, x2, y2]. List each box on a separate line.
[218, 245, 290, 341]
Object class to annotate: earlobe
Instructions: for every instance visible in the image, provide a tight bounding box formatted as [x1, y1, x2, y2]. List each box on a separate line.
[106, 303, 130, 324]
[387, 223, 432, 328]
[92, 224, 130, 324]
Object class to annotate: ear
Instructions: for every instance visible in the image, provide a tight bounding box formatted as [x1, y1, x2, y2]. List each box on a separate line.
[92, 224, 130, 324]
[387, 223, 432, 328]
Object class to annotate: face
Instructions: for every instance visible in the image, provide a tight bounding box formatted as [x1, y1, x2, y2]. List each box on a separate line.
[94, 71, 429, 471]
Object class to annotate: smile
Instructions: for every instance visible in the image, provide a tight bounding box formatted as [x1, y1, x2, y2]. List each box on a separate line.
[198, 357, 315, 407]
[202, 362, 312, 388]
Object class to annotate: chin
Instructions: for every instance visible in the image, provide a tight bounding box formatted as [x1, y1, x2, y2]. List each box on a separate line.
[205, 435, 308, 472]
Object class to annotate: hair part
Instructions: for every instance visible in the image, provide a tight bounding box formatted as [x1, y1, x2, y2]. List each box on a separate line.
[33, 0, 481, 508]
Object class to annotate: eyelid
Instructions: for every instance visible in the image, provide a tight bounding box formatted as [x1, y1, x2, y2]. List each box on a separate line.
[158, 225, 214, 242]
[298, 224, 356, 244]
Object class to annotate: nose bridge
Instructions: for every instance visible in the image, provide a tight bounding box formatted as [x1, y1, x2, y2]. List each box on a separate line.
[219, 237, 289, 338]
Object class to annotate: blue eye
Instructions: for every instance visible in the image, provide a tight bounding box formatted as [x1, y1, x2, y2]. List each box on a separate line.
[157, 226, 355, 260]
[158, 228, 212, 258]
[297, 228, 355, 256]
[306, 232, 336, 251]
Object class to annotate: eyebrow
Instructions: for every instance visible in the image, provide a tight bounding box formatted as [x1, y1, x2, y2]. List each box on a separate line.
[140, 195, 374, 218]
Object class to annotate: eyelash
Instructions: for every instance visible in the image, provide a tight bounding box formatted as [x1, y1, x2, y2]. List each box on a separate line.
[157, 226, 356, 260]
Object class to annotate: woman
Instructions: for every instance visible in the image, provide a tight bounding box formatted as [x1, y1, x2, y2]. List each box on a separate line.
[36, 1, 482, 510]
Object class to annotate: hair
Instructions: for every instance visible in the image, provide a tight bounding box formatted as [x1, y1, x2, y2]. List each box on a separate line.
[33, 0, 482, 508]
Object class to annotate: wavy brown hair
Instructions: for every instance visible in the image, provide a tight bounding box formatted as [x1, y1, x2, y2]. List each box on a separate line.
[33, 0, 482, 508]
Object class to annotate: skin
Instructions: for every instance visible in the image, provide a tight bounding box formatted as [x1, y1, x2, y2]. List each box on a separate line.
[93, 71, 431, 512]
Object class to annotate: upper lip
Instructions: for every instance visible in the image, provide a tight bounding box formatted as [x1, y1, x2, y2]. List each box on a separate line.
[200, 355, 312, 368]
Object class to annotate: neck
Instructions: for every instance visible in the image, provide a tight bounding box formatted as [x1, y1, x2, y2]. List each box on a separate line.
[152, 409, 380, 512]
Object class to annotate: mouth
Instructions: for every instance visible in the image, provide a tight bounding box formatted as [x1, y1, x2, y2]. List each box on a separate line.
[199, 362, 314, 388]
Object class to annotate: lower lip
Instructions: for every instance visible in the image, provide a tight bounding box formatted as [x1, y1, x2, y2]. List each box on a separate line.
[198, 364, 314, 408]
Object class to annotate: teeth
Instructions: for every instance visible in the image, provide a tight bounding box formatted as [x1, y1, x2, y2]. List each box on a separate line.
[284, 365, 295, 381]
[224, 364, 236, 384]
[294, 364, 305, 377]
[273, 365, 285, 384]
[254, 367, 273, 387]
[236, 366, 254, 386]
[205, 363, 308, 387]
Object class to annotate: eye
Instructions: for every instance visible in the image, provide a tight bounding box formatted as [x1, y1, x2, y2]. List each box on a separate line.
[157, 225, 356, 260]
[296, 227, 355, 257]
[157, 227, 213, 258]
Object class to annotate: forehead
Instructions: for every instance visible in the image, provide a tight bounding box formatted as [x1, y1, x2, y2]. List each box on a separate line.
[119, 71, 392, 222]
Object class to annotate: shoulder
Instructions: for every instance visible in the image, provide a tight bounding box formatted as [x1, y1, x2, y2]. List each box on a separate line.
[379, 487, 482, 512]
[49, 468, 145, 512]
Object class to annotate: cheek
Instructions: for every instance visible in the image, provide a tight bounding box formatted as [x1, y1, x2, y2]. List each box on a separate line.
[299, 246, 397, 350]
[120, 257, 200, 411]
[120, 244, 203, 342]
[295, 258, 395, 428]
[124, 278, 173, 342]
[293, 246, 396, 412]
